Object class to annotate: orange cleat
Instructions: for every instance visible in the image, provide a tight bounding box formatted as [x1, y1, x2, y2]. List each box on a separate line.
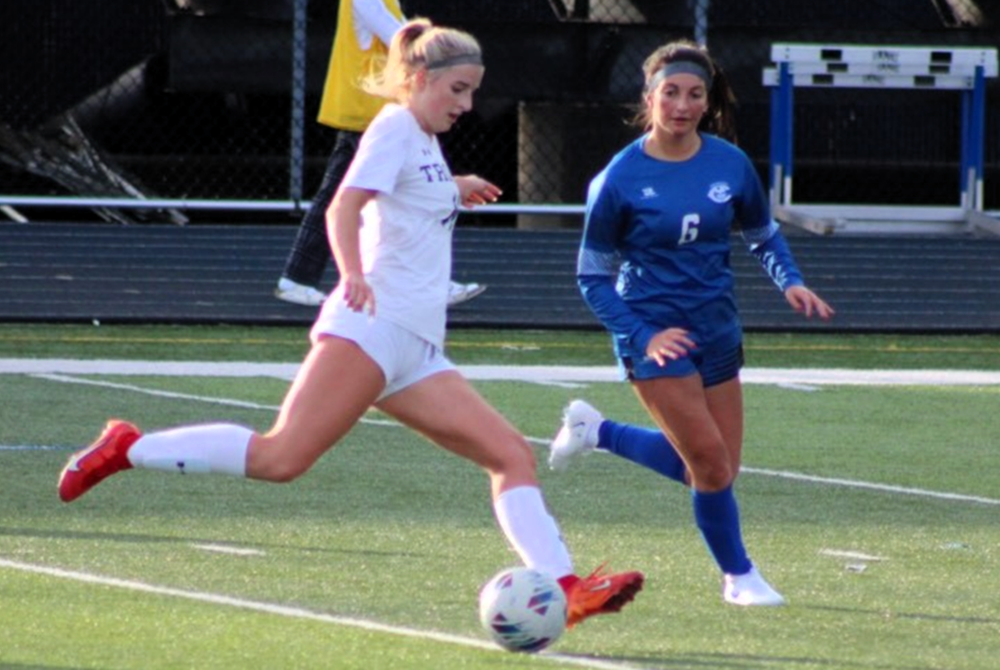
[562, 564, 644, 628]
[58, 420, 141, 502]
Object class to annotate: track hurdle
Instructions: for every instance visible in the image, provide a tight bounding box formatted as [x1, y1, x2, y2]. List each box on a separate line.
[764, 43, 998, 235]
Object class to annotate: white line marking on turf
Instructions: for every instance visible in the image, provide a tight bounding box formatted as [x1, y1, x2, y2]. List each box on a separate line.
[744, 467, 1000, 506]
[0, 359, 302, 378]
[5, 360, 999, 664]
[4, 359, 1000, 386]
[34, 373, 283, 411]
[819, 549, 887, 562]
[191, 544, 265, 557]
[0, 558, 644, 670]
[16, 373, 1000, 508]
[0, 444, 62, 451]
[30, 374, 398, 427]
[776, 382, 821, 392]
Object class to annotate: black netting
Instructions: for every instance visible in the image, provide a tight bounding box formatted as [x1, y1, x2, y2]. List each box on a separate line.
[1, 0, 997, 225]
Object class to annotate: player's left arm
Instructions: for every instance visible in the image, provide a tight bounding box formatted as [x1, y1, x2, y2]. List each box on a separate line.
[455, 175, 502, 207]
[737, 158, 834, 320]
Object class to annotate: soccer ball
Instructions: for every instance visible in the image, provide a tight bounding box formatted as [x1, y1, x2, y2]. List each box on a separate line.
[478, 567, 567, 653]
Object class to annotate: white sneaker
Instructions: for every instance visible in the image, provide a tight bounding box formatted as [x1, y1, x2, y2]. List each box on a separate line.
[723, 566, 786, 606]
[275, 278, 327, 306]
[447, 281, 487, 306]
[548, 399, 603, 471]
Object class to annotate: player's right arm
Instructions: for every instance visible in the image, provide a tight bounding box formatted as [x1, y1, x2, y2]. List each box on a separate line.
[577, 170, 661, 354]
[328, 186, 376, 314]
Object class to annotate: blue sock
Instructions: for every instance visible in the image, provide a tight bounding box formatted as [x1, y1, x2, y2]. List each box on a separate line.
[598, 420, 688, 484]
[692, 485, 752, 575]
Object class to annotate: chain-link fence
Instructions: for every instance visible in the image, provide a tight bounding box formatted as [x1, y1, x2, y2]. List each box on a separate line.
[1, 0, 997, 226]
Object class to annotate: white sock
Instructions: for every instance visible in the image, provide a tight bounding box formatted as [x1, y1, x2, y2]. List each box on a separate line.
[494, 486, 574, 579]
[127, 423, 252, 477]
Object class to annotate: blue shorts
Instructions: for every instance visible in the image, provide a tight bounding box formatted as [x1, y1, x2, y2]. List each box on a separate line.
[616, 326, 743, 388]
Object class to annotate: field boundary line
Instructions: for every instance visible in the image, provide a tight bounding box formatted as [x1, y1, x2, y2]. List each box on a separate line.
[2, 358, 1000, 385]
[17, 372, 1000, 508]
[0, 558, 644, 670]
[742, 467, 1000, 506]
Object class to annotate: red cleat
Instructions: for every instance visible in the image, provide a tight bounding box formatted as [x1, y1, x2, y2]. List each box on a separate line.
[58, 420, 141, 502]
[562, 564, 644, 628]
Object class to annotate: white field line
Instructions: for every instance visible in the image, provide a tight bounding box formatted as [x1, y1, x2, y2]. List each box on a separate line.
[190, 544, 266, 557]
[3, 360, 998, 662]
[28, 373, 399, 428]
[3, 358, 1000, 385]
[0, 558, 643, 670]
[819, 549, 887, 562]
[741, 467, 1000, 506]
[0, 558, 640, 670]
[17, 368, 1000, 507]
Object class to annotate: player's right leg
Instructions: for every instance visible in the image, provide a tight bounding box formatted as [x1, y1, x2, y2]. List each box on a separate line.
[58, 336, 383, 501]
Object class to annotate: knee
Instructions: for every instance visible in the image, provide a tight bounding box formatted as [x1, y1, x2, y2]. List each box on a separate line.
[246, 441, 314, 483]
[259, 461, 309, 483]
[683, 447, 735, 491]
[486, 434, 538, 479]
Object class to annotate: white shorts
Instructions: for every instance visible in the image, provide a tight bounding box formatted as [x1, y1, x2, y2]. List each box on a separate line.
[310, 302, 455, 401]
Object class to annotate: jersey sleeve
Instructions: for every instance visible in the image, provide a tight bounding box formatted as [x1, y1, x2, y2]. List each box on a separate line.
[733, 153, 804, 292]
[353, 0, 404, 47]
[578, 169, 660, 353]
[341, 108, 409, 194]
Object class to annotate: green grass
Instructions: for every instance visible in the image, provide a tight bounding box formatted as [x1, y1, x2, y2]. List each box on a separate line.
[1, 325, 999, 669]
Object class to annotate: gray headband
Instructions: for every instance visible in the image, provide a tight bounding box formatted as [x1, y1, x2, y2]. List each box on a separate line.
[426, 53, 483, 70]
[647, 61, 713, 91]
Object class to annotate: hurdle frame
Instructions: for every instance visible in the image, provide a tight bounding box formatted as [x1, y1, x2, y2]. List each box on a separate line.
[764, 43, 999, 235]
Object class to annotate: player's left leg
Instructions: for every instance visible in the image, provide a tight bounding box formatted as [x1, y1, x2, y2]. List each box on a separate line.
[377, 369, 643, 625]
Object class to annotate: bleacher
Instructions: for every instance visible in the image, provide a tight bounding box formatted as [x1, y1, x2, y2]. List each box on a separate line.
[2, 222, 999, 333]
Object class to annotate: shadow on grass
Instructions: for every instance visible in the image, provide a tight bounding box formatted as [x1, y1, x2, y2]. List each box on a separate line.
[806, 603, 1000, 626]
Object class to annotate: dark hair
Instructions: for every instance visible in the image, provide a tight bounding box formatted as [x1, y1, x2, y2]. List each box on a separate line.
[634, 39, 739, 143]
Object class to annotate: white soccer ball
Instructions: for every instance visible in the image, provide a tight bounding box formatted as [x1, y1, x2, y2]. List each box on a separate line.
[478, 567, 567, 653]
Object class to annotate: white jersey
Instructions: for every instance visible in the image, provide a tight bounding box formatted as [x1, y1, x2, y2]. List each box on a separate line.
[334, 103, 459, 347]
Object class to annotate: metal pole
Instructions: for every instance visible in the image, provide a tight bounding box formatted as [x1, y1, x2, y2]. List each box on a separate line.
[970, 65, 987, 211]
[778, 62, 794, 206]
[691, 0, 709, 46]
[289, 0, 309, 208]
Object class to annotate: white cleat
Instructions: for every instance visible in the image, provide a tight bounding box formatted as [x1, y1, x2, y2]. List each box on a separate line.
[548, 399, 603, 472]
[447, 281, 487, 307]
[723, 566, 786, 606]
[275, 278, 327, 306]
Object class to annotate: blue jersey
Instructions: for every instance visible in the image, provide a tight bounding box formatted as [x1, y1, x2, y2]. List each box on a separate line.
[578, 134, 803, 355]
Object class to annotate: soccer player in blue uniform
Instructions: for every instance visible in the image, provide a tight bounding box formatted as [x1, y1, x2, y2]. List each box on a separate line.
[549, 39, 834, 606]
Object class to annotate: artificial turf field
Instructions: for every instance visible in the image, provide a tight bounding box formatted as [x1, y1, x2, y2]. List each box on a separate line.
[1, 325, 998, 669]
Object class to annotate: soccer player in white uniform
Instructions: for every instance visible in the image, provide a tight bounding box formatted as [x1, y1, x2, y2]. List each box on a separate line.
[548, 40, 834, 607]
[59, 18, 643, 631]
[274, 0, 485, 308]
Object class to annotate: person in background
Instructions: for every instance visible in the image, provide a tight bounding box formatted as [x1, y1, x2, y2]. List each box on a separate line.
[549, 39, 833, 606]
[60, 18, 643, 630]
[275, 0, 486, 308]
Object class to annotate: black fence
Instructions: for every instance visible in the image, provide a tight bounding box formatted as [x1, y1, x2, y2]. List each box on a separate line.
[2, 0, 998, 226]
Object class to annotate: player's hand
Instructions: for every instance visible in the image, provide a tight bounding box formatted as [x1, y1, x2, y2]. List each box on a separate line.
[341, 272, 375, 316]
[456, 175, 502, 207]
[785, 285, 834, 320]
[646, 327, 697, 367]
